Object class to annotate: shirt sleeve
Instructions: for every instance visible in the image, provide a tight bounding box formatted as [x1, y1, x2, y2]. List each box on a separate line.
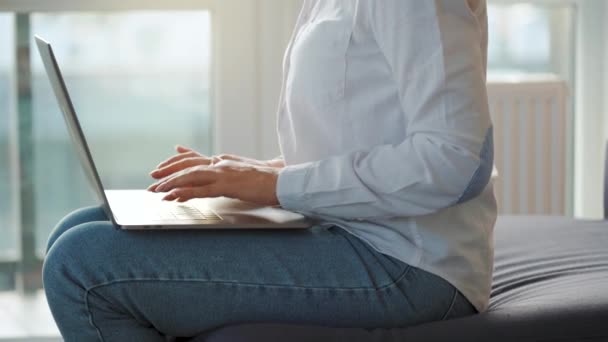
[277, 0, 494, 220]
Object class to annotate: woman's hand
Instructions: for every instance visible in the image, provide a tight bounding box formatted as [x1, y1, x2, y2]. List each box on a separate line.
[148, 150, 280, 205]
[149, 145, 284, 180]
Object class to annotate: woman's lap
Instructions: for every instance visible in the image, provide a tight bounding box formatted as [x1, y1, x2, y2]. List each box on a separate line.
[43, 206, 474, 342]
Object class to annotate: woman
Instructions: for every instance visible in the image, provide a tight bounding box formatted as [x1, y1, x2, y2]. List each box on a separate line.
[43, 0, 496, 340]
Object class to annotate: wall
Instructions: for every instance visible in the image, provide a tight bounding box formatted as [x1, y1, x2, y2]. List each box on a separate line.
[257, 0, 303, 159]
[214, 0, 302, 160]
[574, 0, 606, 218]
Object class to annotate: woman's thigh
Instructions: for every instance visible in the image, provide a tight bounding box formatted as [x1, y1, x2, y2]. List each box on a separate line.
[43, 207, 469, 341]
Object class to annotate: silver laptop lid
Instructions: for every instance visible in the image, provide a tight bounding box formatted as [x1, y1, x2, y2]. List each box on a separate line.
[34, 35, 117, 224]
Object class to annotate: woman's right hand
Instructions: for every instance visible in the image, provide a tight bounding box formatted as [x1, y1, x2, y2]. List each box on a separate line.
[149, 145, 284, 182]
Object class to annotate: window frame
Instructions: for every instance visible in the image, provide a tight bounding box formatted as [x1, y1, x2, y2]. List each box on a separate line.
[0, 0, 303, 292]
[491, 0, 608, 221]
[0, 0, 300, 165]
[0, 0, 216, 12]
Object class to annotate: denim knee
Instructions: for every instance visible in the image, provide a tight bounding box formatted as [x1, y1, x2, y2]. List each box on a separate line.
[46, 206, 108, 255]
[43, 223, 113, 340]
[43, 222, 113, 307]
[43, 227, 83, 315]
[44, 224, 87, 290]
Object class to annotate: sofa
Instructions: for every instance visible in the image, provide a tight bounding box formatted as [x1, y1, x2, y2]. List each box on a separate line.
[182, 147, 608, 342]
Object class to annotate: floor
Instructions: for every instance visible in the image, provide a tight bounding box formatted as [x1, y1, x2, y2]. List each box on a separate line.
[0, 291, 61, 342]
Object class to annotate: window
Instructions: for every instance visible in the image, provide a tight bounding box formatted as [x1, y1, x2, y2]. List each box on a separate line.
[0, 0, 288, 292]
[30, 12, 212, 256]
[0, 13, 18, 289]
[487, 1, 577, 216]
[487, 2, 576, 81]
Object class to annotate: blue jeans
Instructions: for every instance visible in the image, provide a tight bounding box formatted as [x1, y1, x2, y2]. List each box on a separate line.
[43, 206, 476, 341]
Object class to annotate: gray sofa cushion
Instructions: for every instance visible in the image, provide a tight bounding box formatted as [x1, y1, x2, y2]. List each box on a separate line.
[194, 216, 608, 342]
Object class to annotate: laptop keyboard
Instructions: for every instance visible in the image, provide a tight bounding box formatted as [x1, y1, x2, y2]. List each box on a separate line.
[157, 203, 222, 221]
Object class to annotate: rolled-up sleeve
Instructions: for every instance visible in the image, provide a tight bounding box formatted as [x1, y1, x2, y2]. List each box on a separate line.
[277, 0, 493, 220]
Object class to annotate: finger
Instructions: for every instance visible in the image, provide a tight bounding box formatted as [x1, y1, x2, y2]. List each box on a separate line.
[155, 168, 217, 193]
[176, 145, 193, 153]
[149, 168, 189, 192]
[163, 184, 223, 202]
[150, 157, 209, 180]
[155, 151, 199, 169]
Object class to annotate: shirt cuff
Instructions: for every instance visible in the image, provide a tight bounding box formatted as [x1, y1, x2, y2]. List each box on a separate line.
[276, 161, 315, 212]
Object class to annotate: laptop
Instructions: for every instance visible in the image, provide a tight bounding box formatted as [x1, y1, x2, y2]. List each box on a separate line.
[35, 35, 312, 230]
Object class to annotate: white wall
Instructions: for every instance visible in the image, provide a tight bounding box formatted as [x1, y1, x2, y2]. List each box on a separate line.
[574, 0, 606, 218]
[257, 0, 303, 159]
[213, 0, 302, 160]
[604, 1, 608, 217]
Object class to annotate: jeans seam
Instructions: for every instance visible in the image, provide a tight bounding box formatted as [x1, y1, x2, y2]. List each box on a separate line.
[339, 231, 410, 289]
[84, 290, 107, 342]
[84, 265, 412, 296]
[440, 288, 458, 321]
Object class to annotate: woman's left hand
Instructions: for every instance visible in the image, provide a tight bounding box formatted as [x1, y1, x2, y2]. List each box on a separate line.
[147, 159, 280, 206]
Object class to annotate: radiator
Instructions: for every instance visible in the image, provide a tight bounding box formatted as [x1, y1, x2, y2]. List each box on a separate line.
[487, 78, 568, 215]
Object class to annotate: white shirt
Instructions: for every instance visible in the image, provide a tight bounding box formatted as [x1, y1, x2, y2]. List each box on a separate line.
[276, 0, 497, 312]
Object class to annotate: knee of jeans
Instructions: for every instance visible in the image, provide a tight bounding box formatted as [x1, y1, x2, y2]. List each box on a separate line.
[46, 206, 106, 255]
[44, 227, 82, 291]
[43, 222, 108, 294]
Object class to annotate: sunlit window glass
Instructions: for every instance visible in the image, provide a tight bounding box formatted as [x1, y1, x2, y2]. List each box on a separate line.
[488, 3, 575, 79]
[0, 14, 17, 270]
[30, 12, 212, 255]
